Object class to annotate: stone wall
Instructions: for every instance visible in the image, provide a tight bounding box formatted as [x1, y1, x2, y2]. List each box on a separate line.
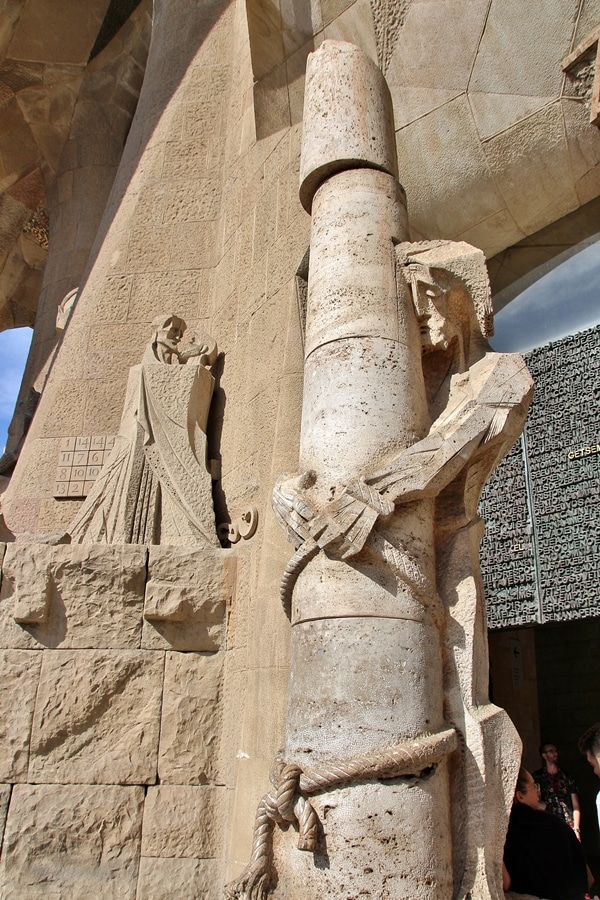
[1, 0, 600, 894]
[0, 539, 236, 897]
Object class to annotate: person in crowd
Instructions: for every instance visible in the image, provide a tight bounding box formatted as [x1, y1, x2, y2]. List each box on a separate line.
[579, 723, 600, 835]
[502, 767, 590, 899]
[534, 742, 582, 837]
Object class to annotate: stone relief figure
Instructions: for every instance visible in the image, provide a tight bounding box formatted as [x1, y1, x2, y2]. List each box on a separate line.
[228, 42, 533, 900]
[69, 315, 219, 547]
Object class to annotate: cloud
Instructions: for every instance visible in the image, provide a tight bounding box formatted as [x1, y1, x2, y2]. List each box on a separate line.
[492, 242, 600, 352]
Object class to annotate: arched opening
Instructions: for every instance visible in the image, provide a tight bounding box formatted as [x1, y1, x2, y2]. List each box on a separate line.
[0, 327, 34, 474]
[490, 238, 600, 352]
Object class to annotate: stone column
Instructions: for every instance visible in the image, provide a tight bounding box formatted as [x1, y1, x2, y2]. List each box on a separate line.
[273, 41, 453, 898]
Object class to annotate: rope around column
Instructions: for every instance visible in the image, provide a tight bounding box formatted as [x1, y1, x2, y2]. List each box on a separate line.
[224, 728, 458, 900]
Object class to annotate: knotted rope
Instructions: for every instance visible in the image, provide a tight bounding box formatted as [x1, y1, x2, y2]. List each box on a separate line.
[224, 728, 457, 900]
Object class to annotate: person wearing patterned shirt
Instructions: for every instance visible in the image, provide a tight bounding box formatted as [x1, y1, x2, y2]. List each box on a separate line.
[534, 743, 582, 838]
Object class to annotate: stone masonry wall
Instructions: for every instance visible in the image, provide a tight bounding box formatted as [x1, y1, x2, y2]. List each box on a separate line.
[1, 0, 600, 893]
[0, 539, 236, 898]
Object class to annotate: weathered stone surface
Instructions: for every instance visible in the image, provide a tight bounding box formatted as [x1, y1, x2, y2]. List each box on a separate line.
[28, 649, 163, 784]
[395, 93, 506, 243]
[0, 543, 147, 650]
[385, 0, 486, 89]
[0, 784, 144, 898]
[2, 542, 52, 631]
[158, 651, 223, 785]
[0, 783, 11, 850]
[468, 92, 553, 143]
[0, 651, 42, 781]
[141, 785, 224, 858]
[136, 857, 222, 900]
[299, 40, 399, 210]
[469, 0, 575, 97]
[482, 100, 578, 237]
[142, 546, 235, 651]
[0, 3, 595, 900]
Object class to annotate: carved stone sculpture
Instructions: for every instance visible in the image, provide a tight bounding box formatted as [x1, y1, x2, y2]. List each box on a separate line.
[69, 315, 219, 546]
[227, 42, 533, 899]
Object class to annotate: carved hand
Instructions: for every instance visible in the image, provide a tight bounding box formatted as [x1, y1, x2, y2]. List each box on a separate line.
[273, 473, 394, 559]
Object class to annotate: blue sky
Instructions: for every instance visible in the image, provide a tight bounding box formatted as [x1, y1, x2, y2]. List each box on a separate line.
[0, 327, 32, 453]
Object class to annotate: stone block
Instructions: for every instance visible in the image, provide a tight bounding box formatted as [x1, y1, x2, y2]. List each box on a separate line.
[482, 100, 578, 235]
[253, 182, 278, 262]
[0, 499, 41, 536]
[0, 650, 42, 782]
[127, 270, 206, 325]
[126, 224, 173, 273]
[158, 651, 223, 784]
[254, 63, 292, 143]
[575, 163, 600, 207]
[299, 41, 398, 210]
[162, 138, 209, 180]
[0, 783, 10, 849]
[136, 856, 222, 900]
[83, 374, 131, 434]
[395, 94, 506, 240]
[10, 545, 52, 625]
[223, 758, 272, 878]
[320, 0, 355, 28]
[386, 0, 489, 96]
[0, 784, 144, 898]
[37, 380, 88, 438]
[28, 649, 163, 784]
[323, 0, 378, 66]
[455, 207, 526, 262]
[171, 219, 218, 270]
[0, 543, 147, 650]
[141, 785, 225, 858]
[142, 546, 235, 651]
[218, 656, 247, 788]
[163, 177, 222, 224]
[37, 496, 82, 533]
[469, 0, 576, 97]
[239, 666, 291, 761]
[468, 92, 553, 142]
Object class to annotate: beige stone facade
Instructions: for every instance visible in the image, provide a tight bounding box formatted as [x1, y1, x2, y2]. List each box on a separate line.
[0, 0, 599, 896]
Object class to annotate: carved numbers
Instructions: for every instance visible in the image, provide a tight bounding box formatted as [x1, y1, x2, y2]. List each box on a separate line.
[54, 435, 116, 499]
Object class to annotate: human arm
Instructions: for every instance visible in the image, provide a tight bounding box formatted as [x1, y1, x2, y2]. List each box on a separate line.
[273, 355, 532, 557]
[502, 861, 511, 891]
[367, 353, 533, 503]
[178, 333, 217, 366]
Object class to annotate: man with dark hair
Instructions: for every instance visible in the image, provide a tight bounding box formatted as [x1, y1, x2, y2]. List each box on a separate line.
[579, 723, 600, 834]
[534, 742, 582, 838]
